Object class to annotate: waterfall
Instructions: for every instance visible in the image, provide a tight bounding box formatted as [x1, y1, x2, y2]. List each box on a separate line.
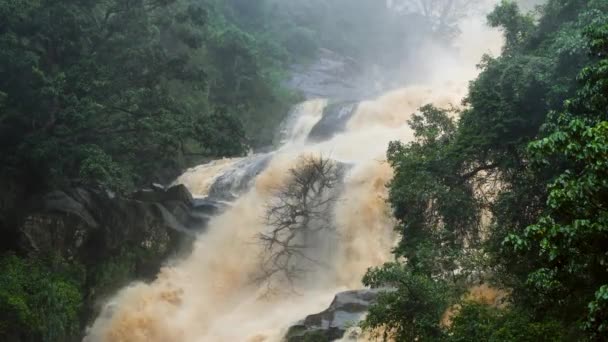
[84, 12, 502, 342]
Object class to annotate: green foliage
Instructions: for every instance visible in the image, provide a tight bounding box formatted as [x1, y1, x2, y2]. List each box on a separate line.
[0, 247, 176, 340]
[586, 285, 608, 339]
[488, 1, 535, 51]
[0, 254, 84, 342]
[0, 0, 299, 194]
[88, 252, 139, 302]
[387, 105, 488, 279]
[362, 263, 455, 341]
[298, 330, 331, 342]
[505, 19, 608, 334]
[364, 1, 608, 341]
[447, 303, 566, 342]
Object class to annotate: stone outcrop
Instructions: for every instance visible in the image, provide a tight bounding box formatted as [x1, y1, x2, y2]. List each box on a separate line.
[285, 289, 382, 342]
[307, 101, 359, 142]
[17, 184, 222, 326]
[19, 185, 207, 265]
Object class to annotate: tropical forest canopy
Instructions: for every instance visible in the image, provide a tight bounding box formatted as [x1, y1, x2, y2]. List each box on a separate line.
[362, 0, 608, 340]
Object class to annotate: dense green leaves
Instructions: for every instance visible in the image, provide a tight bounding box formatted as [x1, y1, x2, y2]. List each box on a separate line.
[363, 263, 455, 341]
[0, 254, 84, 342]
[488, 1, 535, 51]
[363, 1, 608, 340]
[0, 0, 298, 194]
[0, 1, 304, 338]
[506, 20, 608, 335]
[447, 303, 566, 342]
[387, 105, 483, 278]
[586, 285, 608, 339]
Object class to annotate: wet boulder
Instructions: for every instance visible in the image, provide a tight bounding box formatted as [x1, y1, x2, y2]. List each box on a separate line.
[132, 183, 193, 206]
[207, 153, 272, 201]
[307, 101, 358, 142]
[285, 289, 382, 342]
[18, 185, 200, 269]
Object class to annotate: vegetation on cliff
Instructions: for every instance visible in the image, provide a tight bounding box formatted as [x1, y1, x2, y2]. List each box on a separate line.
[0, 0, 299, 195]
[363, 0, 608, 340]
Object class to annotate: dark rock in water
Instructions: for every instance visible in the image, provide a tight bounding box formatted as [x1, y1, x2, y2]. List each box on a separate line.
[151, 183, 165, 192]
[207, 153, 272, 201]
[159, 153, 272, 230]
[131, 188, 158, 202]
[132, 183, 193, 206]
[187, 198, 231, 228]
[191, 197, 229, 222]
[192, 197, 227, 214]
[131, 183, 221, 231]
[308, 101, 358, 142]
[164, 184, 194, 206]
[285, 289, 382, 342]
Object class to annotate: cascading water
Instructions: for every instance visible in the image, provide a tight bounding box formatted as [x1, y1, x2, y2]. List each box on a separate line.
[84, 12, 502, 342]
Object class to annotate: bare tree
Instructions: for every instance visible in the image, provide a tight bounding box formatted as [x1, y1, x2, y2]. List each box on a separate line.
[256, 155, 342, 290]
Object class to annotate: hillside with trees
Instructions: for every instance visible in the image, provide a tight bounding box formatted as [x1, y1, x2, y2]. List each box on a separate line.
[362, 0, 608, 340]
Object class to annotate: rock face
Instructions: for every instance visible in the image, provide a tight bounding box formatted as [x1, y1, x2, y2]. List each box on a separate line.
[286, 289, 381, 342]
[307, 101, 359, 142]
[20, 185, 204, 265]
[207, 153, 273, 201]
[17, 184, 213, 325]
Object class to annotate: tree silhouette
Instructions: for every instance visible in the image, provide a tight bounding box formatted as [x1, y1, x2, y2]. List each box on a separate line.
[256, 155, 342, 290]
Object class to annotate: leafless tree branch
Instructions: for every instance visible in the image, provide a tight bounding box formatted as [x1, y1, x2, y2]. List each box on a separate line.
[254, 155, 342, 291]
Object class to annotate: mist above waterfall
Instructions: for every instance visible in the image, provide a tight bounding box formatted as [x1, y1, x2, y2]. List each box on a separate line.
[84, 1, 506, 341]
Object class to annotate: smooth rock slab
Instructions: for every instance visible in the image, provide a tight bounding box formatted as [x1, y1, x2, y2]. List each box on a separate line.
[286, 289, 381, 342]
